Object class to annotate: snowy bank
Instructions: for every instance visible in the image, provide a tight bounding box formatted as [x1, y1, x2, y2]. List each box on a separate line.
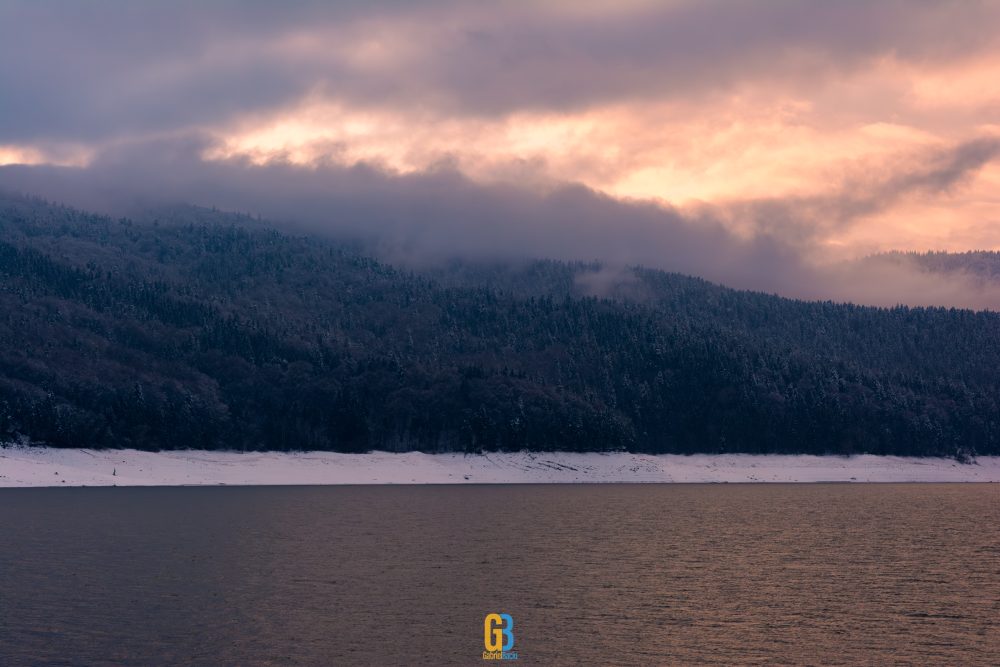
[1, 447, 998, 487]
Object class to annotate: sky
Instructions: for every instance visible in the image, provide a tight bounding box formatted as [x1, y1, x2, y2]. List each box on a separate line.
[2, 1, 1000, 306]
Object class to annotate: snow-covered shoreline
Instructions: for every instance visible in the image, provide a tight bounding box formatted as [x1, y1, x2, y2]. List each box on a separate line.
[1, 446, 998, 487]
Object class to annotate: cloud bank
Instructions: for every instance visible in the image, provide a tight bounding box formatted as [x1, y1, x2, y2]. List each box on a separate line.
[2, 1, 1000, 307]
[2, 1, 997, 143]
[4, 134, 1000, 309]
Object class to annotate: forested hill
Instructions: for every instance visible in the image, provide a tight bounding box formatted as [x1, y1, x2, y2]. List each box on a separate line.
[857, 250, 1000, 281]
[1, 192, 998, 458]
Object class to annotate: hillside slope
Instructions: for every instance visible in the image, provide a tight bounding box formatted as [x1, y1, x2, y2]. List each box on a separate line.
[1, 193, 998, 457]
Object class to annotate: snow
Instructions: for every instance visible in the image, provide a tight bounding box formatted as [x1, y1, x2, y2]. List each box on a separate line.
[1, 446, 998, 487]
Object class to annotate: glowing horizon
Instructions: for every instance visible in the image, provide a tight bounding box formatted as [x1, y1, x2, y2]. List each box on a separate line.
[2, 0, 999, 260]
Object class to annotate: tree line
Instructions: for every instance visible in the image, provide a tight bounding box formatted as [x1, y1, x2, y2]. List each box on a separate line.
[0, 193, 996, 459]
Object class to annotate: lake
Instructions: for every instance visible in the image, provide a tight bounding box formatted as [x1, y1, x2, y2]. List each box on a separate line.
[1, 484, 998, 665]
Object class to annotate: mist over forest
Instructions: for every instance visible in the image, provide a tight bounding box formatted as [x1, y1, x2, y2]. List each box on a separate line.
[3, 140, 1000, 312]
[4, 1, 1000, 458]
[1, 192, 996, 459]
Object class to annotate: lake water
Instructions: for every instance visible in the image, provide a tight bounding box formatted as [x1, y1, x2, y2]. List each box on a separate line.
[1, 484, 998, 665]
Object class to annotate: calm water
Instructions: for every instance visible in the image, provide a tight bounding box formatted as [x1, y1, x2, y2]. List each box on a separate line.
[1, 484, 998, 665]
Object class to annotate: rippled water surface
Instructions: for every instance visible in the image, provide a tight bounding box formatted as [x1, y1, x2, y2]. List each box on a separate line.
[1, 484, 998, 665]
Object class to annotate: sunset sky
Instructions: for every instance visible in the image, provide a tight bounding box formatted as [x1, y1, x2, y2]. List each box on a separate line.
[2, 1, 1000, 304]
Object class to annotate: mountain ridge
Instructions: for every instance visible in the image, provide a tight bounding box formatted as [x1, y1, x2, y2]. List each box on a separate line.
[1, 191, 997, 458]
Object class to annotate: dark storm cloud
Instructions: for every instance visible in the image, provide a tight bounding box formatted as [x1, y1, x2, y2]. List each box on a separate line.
[1, 0, 997, 143]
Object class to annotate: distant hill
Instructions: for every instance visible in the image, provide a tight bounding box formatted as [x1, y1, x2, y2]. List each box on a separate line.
[856, 250, 1000, 281]
[1, 192, 997, 458]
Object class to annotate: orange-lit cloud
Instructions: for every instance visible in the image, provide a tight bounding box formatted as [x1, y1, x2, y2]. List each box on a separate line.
[0, 144, 94, 170]
[0, 146, 45, 167]
[204, 53, 1000, 257]
[2, 0, 1000, 288]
